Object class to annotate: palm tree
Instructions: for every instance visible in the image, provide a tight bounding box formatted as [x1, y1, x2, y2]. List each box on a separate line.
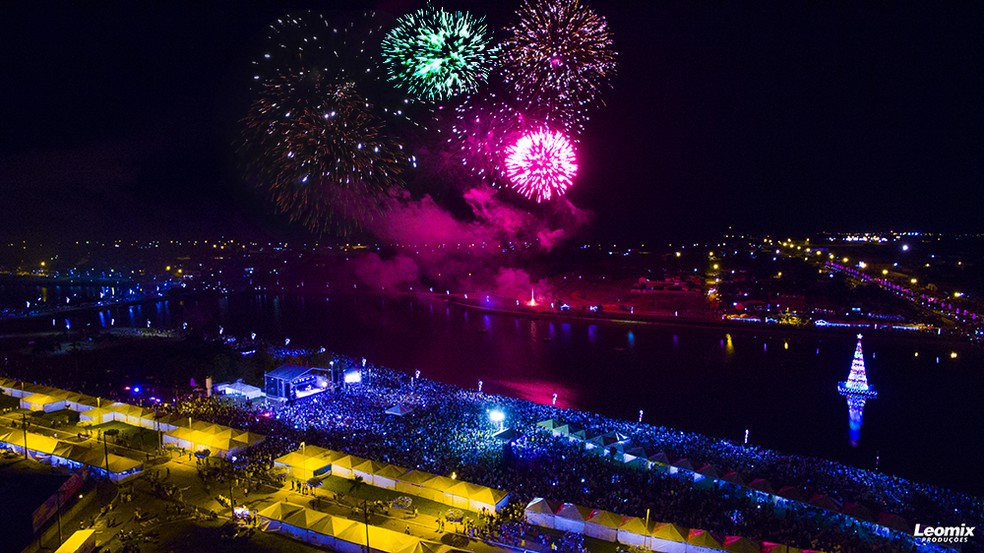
[349, 476, 371, 553]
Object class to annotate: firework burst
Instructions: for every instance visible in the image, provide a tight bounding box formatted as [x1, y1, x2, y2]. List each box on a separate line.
[242, 11, 418, 234]
[449, 93, 523, 185]
[501, 0, 617, 128]
[241, 74, 411, 234]
[504, 129, 578, 202]
[449, 76, 580, 189]
[382, 5, 496, 101]
[251, 11, 418, 128]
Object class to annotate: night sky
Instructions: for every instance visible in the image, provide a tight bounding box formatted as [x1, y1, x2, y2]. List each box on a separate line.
[2, 2, 981, 243]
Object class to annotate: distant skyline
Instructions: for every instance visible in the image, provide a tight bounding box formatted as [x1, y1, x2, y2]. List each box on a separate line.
[1, 2, 981, 242]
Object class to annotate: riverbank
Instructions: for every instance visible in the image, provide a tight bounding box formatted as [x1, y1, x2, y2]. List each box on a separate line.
[432, 292, 972, 346]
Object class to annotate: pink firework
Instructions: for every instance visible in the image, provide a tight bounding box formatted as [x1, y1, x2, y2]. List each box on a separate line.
[504, 129, 578, 202]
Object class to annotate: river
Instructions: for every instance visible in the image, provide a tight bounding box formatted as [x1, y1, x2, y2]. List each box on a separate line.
[1, 287, 982, 496]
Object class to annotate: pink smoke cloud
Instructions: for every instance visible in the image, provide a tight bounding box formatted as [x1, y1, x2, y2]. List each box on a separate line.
[371, 186, 591, 249]
[356, 185, 592, 293]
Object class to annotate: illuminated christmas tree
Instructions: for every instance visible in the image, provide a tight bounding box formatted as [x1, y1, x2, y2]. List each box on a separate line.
[838, 334, 877, 447]
[838, 334, 877, 397]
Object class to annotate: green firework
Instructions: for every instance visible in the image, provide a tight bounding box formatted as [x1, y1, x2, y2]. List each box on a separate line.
[381, 5, 495, 101]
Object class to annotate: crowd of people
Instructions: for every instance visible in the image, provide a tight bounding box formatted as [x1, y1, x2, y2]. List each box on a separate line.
[4, 344, 982, 552]
[128, 352, 979, 553]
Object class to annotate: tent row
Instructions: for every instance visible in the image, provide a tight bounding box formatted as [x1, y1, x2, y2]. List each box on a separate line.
[80, 403, 160, 428]
[161, 420, 265, 458]
[537, 419, 631, 452]
[258, 501, 467, 553]
[0, 382, 267, 459]
[0, 381, 102, 413]
[0, 429, 143, 482]
[524, 498, 824, 553]
[538, 420, 678, 472]
[80, 403, 266, 458]
[274, 446, 508, 513]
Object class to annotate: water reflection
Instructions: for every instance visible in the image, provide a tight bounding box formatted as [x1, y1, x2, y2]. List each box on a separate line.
[845, 396, 869, 447]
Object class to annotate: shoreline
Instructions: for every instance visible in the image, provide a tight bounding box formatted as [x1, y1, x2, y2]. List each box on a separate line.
[0, 279, 969, 346]
[427, 293, 971, 345]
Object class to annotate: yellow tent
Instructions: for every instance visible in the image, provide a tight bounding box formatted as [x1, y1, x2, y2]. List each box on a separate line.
[296, 444, 335, 458]
[584, 509, 622, 541]
[0, 430, 59, 456]
[466, 485, 505, 512]
[652, 522, 688, 542]
[330, 454, 359, 479]
[258, 502, 304, 520]
[373, 464, 408, 490]
[650, 522, 688, 553]
[275, 450, 334, 480]
[258, 502, 306, 533]
[334, 520, 422, 553]
[353, 459, 386, 485]
[68, 392, 100, 412]
[280, 506, 329, 540]
[20, 393, 63, 412]
[155, 414, 191, 431]
[395, 470, 431, 497]
[444, 481, 476, 509]
[617, 516, 653, 548]
[309, 514, 358, 536]
[163, 422, 265, 457]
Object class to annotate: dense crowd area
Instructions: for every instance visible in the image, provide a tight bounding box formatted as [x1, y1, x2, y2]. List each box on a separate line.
[130, 353, 982, 553]
[4, 343, 982, 552]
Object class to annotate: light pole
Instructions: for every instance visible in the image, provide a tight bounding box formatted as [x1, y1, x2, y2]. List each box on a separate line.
[229, 457, 236, 516]
[22, 412, 28, 460]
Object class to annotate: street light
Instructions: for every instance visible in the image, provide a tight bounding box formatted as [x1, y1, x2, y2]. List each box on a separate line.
[229, 456, 239, 516]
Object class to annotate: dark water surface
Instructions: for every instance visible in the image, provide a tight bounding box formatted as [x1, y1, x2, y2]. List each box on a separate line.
[2, 288, 982, 496]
